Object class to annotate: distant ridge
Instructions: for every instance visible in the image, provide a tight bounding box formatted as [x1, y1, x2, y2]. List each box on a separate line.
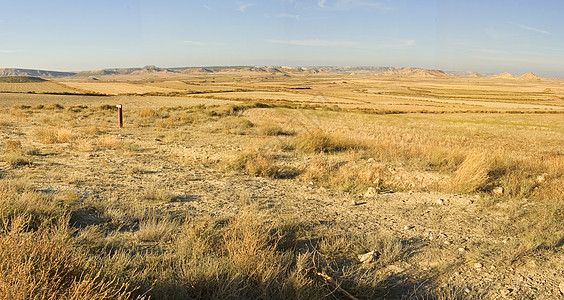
[0, 68, 75, 77]
[491, 72, 542, 80]
[0, 66, 549, 79]
[491, 72, 518, 79]
[0, 76, 47, 83]
[445, 71, 482, 77]
[378, 68, 449, 78]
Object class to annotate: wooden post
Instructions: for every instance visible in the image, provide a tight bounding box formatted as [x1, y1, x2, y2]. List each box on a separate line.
[116, 105, 123, 128]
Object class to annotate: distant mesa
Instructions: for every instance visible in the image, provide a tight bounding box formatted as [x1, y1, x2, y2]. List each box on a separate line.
[378, 67, 449, 78]
[131, 65, 172, 75]
[0, 66, 548, 80]
[0, 68, 75, 77]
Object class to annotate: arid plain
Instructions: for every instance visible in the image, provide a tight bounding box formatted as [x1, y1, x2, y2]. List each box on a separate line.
[0, 67, 563, 299]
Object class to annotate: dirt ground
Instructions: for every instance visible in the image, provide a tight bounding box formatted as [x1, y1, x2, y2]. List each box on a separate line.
[1, 72, 563, 299]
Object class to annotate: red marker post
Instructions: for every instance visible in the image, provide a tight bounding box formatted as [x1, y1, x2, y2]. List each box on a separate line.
[116, 104, 123, 128]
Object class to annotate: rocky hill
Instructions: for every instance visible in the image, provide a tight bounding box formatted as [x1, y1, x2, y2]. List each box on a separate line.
[378, 67, 449, 78]
[491, 72, 518, 79]
[519, 72, 542, 80]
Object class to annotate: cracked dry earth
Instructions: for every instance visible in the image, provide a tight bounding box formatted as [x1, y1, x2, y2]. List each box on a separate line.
[3, 121, 564, 300]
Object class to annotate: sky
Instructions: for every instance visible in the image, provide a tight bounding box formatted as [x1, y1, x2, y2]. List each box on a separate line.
[1, 0, 563, 77]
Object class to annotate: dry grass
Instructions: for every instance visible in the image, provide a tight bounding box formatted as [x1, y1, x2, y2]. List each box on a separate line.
[220, 116, 253, 135]
[295, 130, 366, 153]
[229, 149, 299, 179]
[36, 127, 74, 143]
[1, 74, 563, 298]
[136, 217, 178, 243]
[450, 151, 491, 193]
[0, 216, 138, 300]
[4, 152, 32, 168]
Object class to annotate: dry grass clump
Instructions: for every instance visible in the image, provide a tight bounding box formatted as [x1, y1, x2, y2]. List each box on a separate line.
[4, 152, 32, 167]
[138, 108, 158, 119]
[257, 123, 293, 136]
[82, 124, 109, 136]
[139, 184, 175, 202]
[96, 135, 123, 149]
[301, 155, 389, 193]
[0, 179, 66, 230]
[220, 116, 254, 135]
[11, 104, 31, 110]
[0, 216, 137, 300]
[229, 149, 299, 179]
[450, 151, 491, 193]
[36, 127, 74, 143]
[45, 103, 64, 110]
[6, 140, 22, 152]
[167, 209, 402, 299]
[295, 130, 366, 153]
[136, 217, 179, 243]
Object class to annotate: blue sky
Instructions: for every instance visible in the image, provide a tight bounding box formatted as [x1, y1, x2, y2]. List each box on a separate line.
[1, 0, 563, 77]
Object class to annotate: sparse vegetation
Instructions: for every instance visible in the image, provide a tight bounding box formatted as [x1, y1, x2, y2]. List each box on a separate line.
[0, 71, 562, 299]
[0, 76, 46, 83]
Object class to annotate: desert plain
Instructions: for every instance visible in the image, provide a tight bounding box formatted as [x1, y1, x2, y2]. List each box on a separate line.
[0, 66, 563, 299]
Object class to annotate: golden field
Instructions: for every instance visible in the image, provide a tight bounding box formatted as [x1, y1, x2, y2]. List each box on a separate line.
[0, 71, 562, 299]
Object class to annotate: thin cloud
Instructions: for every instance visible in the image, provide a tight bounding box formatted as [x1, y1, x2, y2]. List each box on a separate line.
[268, 39, 356, 47]
[203, 5, 211, 10]
[277, 13, 300, 19]
[236, 1, 255, 12]
[0, 49, 16, 53]
[182, 40, 203, 46]
[509, 22, 551, 35]
[318, 0, 383, 10]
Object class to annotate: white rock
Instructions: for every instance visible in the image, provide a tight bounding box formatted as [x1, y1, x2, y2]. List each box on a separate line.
[492, 186, 504, 196]
[436, 198, 447, 205]
[536, 174, 547, 183]
[474, 262, 483, 269]
[358, 251, 379, 263]
[364, 187, 378, 197]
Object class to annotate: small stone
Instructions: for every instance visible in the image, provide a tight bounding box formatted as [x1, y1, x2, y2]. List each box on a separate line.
[443, 240, 451, 245]
[358, 251, 380, 264]
[492, 186, 504, 196]
[536, 174, 546, 183]
[502, 288, 513, 296]
[559, 282, 564, 295]
[367, 158, 374, 163]
[474, 262, 483, 269]
[365, 187, 378, 197]
[458, 247, 466, 252]
[464, 287, 471, 294]
[436, 198, 446, 205]
[404, 225, 414, 230]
